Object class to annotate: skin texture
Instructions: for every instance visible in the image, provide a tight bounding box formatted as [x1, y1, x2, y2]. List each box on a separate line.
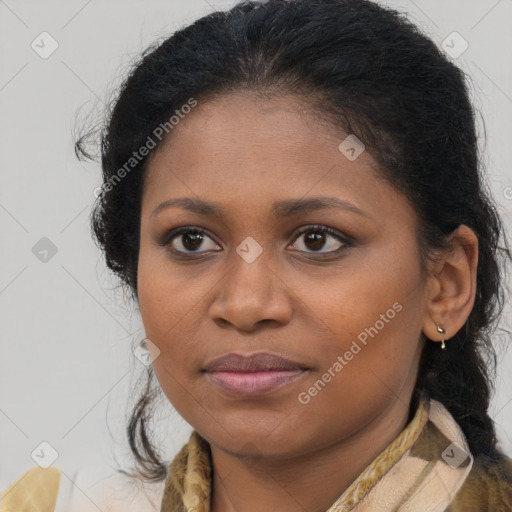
[137, 93, 478, 512]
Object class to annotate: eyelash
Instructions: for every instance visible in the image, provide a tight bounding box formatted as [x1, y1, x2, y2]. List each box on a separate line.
[159, 224, 352, 259]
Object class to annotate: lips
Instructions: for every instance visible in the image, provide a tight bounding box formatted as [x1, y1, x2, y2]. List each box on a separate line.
[203, 352, 310, 397]
[204, 352, 306, 373]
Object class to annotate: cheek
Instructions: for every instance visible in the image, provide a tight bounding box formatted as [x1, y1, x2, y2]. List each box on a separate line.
[293, 306, 422, 451]
[137, 246, 195, 340]
[307, 254, 423, 396]
[136, 250, 209, 402]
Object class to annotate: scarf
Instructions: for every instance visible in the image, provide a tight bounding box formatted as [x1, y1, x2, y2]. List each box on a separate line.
[3, 394, 511, 511]
[159, 394, 476, 512]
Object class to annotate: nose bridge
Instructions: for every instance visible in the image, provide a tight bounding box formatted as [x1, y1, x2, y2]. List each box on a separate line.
[209, 236, 291, 329]
[225, 237, 274, 308]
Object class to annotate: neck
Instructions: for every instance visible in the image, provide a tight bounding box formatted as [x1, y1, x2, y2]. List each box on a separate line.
[209, 396, 417, 512]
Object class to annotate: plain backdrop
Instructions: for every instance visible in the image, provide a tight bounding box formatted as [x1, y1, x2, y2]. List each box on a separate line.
[1, 0, 511, 498]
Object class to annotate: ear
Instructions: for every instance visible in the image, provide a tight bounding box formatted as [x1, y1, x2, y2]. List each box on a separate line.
[421, 224, 478, 347]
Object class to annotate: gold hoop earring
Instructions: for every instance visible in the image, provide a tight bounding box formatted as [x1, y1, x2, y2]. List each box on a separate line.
[436, 322, 446, 350]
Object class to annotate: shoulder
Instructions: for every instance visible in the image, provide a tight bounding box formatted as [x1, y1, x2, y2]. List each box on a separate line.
[1, 464, 166, 512]
[449, 451, 512, 512]
[1, 466, 60, 512]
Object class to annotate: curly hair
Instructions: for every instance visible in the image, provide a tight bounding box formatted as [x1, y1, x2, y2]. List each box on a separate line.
[75, 0, 512, 482]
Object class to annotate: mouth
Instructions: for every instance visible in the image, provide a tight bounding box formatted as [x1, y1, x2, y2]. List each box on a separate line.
[203, 352, 310, 397]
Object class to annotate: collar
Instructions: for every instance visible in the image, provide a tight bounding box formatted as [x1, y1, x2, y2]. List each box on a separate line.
[160, 394, 473, 512]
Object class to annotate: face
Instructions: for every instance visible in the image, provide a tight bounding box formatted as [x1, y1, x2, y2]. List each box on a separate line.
[137, 92, 428, 459]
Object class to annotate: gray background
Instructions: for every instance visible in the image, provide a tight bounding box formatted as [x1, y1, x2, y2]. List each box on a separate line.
[1, 0, 511, 497]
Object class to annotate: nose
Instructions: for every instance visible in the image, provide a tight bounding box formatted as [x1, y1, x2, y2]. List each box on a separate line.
[208, 249, 293, 332]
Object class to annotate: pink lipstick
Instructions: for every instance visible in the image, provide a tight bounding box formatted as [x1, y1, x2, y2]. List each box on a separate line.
[203, 352, 309, 397]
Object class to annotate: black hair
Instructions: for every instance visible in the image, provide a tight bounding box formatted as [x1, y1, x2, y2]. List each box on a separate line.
[76, 0, 512, 481]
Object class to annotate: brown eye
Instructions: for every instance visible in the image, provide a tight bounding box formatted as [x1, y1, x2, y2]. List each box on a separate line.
[166, 228, 220, 254]
[291, 225, 350, 254]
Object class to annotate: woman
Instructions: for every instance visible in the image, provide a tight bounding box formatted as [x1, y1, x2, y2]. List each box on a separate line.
[3, 0, 512, 510]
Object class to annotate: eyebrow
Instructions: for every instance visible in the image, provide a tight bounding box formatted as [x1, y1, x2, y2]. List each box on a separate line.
[151, 196, 372, 220]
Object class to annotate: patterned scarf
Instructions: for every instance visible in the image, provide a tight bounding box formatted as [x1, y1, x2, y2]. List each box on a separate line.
[160, 394, 474, 512]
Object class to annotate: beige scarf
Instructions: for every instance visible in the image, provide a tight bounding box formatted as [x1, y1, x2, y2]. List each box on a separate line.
[160, 394, 474, 512]
[5, 394, 512, 511]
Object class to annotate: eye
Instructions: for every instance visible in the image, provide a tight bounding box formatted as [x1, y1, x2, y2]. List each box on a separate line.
[290, 225, 350, 254]
[164, 227, 221, 255]
[160, 224, 351, 258]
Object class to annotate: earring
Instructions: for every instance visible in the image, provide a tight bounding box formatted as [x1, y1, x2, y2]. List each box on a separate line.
[436, 322, 446, 350]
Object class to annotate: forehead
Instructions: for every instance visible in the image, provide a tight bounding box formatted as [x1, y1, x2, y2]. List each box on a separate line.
[145, 92, 346, 177]
[141, 93, 413, 226]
